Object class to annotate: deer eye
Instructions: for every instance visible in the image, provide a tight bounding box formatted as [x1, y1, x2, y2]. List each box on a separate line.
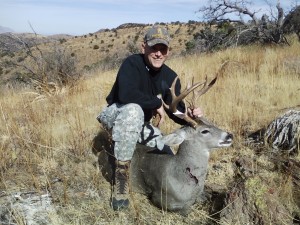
[201, 129, 210, 134]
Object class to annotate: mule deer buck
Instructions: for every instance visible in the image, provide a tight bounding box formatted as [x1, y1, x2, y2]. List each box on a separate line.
[93, 63, 233, 215]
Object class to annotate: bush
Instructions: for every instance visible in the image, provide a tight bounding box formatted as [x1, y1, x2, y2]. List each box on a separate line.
[59, 38, 67, 44]
[2, 38, 81, 91]
[43, 47, 80, 86]
[283, 5, 300, 41]
[93, 45, 99, 50]
[17, 56, 25, 63]
[185, 41, 195, 52]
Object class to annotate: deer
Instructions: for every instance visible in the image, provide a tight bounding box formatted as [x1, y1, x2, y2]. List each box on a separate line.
[93, 62, 233, 215]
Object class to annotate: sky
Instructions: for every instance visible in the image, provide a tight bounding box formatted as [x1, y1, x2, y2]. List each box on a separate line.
[0, 0, 297, 36]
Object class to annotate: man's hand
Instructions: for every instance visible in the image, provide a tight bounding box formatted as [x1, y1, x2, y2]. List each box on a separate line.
[187, 107, 203, 118]
[154, 105, 165, 127]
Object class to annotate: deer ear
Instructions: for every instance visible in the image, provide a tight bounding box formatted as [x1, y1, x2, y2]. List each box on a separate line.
[161, 132, 185, 146]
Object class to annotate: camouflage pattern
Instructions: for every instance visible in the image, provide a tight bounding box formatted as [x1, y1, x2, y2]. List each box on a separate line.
[97, 103, 164, 161]
[144, 26, 170, 47]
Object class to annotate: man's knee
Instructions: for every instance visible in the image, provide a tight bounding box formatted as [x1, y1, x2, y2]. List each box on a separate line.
[97, 104, 118, 130]
[120, 103, 144, 123]
[114, 103, 144, 130]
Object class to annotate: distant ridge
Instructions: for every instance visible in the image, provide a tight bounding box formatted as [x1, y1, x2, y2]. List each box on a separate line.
[47, 34, 74, 39]
[0, 32, 73, 53]
[116, 23, 147, 29]
[0, 25, 14, 34]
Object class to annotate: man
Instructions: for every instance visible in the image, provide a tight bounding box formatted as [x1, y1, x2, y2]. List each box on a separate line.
[97, 26, 202, 211]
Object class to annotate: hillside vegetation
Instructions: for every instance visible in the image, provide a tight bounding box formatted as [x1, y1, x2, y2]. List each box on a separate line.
[0, 22, 203, 86]
[0, 27, 300, 224]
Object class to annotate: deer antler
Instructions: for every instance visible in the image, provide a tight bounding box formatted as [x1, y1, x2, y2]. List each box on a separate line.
[164, 61, 229, 128]
[164, 77, 205, 113]
[163, 77, 205, 128]
[188, 61, 229, 109]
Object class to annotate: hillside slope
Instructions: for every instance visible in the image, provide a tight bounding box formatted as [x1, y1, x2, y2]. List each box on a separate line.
[0, 22, 203, 85]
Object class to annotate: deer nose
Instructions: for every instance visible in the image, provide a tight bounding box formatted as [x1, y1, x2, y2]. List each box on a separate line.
[226, 133, 233, 141]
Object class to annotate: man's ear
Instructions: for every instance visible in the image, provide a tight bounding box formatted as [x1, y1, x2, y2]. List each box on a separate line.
[141, 42, 146, 54]
[167, 48, 171, 57]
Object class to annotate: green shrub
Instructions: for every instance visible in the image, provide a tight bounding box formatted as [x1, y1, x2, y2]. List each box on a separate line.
[185, 41, 195, 52]
[59, 38, 67, 44]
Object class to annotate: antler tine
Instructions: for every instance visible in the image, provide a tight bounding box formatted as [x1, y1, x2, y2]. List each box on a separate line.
[188, 76, 208, 109]
[162, 76, 206, 128]
[193, 75, 215, 100]
[163, 61, 229, 128]
[167, 76, 204, 113]
[193, 61, 230, 104]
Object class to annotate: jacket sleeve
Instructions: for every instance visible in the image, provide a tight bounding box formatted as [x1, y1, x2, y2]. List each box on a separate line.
[117, 57, 162, 110]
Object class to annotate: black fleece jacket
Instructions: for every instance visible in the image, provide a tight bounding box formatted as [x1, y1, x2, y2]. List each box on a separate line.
[106, 54, 187, 125]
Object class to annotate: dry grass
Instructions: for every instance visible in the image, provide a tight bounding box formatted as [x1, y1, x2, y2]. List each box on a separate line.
[0, 37, 300, 224]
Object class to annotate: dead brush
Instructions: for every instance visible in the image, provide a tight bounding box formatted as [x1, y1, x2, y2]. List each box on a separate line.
[24, 79, 67, 103]
[2, 28, 82, 103]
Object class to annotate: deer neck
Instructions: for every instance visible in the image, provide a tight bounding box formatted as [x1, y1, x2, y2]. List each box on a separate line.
[176, 140, 210, 162]
[174, 140, 210, 183]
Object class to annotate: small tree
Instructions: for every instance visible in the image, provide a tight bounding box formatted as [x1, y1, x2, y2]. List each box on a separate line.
[193, 0, 295, 52]
[0, 32, 81, 93]
[127, 40, 140, 54]
[282, 5, 300, 41]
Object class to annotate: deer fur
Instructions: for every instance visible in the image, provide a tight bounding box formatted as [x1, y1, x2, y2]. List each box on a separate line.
[130, 117, 233, 215]
[92, 117, 233, 215]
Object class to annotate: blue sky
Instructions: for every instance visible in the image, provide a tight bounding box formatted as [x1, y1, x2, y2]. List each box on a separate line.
[0, 0, 296, 35]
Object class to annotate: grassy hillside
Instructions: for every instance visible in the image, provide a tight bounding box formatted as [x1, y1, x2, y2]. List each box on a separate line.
[0, 34, 299, 224]
[0, 22, 204, 85]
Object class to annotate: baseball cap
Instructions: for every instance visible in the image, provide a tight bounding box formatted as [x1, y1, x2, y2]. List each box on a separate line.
[144, 26, 170, 47]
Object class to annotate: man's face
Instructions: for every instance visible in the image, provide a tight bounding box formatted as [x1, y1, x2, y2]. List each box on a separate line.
[142, 43, 169, 70]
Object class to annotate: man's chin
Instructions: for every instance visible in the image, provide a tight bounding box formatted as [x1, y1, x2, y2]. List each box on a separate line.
[151, 63, 163, 70]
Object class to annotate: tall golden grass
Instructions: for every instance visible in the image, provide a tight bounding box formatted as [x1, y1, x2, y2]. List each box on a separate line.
[0, 36, 299, 224]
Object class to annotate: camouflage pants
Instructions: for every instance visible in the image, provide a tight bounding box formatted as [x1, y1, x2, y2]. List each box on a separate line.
[97, 103, 164, 161]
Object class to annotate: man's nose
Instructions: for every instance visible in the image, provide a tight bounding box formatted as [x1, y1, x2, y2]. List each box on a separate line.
[154, 50, 162, 56]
